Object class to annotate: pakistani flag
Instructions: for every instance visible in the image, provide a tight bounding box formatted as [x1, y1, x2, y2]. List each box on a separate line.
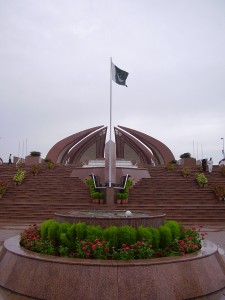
[111, 62, 129, 87]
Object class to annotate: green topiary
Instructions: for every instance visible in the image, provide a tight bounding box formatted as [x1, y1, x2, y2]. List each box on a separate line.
[159, 225, 173, 248]
[75, 222, 87, 241]
[30, 151, 41, 157]
[86, 225, 104, 241]
[48, 221, 60, 245]
[67, 223, 77, 241]
[180, 152, 191, 159]
[118, 225, 136, 246]
[149, 227, 160, 248]
[164, 220, 181, 240]
[40, 219, 55, 240]
[103, 226, 119, 248]
[137, 226, 153, 243]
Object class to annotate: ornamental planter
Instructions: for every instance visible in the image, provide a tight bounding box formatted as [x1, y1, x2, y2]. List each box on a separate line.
[25, 156, 42, 166]
[1, 236, 225, 300]
[99, 198, 104, 204]
[179, 158, 196, 167]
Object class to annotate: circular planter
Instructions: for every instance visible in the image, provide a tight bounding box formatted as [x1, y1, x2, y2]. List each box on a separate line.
[0, 237, 225, 300]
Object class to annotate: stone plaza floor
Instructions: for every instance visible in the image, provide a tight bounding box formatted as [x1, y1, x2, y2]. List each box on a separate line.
[0, 224, 225, 300]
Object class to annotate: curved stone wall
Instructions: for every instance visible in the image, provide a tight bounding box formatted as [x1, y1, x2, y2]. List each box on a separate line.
[0, 237, 225, 300]
[54, 210, 166, 228]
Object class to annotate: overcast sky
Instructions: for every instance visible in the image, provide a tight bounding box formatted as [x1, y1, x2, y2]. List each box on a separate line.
[0, 0, 225, 164]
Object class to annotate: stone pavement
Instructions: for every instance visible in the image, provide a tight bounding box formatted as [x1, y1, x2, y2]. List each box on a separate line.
[0, 224, 225, 300]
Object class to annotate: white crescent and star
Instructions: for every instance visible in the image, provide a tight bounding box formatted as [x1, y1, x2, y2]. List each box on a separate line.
[116, 74, 124, 83]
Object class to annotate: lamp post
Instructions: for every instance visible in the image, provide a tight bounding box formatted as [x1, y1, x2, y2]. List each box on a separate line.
[221, 138, 224, 159]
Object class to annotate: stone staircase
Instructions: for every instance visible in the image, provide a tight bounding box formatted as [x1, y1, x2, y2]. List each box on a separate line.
[128, 165, 225, 225]
[0, 164, 225, 226]
[0, 164, 92, 226]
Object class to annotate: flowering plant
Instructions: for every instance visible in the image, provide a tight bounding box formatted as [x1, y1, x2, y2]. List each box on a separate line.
[111, 241, 154, 260]
[30, 164, 40, 176]
[166, 163, 174, 171]
[213, 184, 225, 200]
[0, 180, 8, 195]
[160, 226, 206, 257]
[20, 224, 55, 255]
[13, 169, 26, 184]
[76, 239, 110, 259]
[195, 173, 208, 186]
[181, 167, 191, 177]
[46, 161, 55, 169]
[19, 221, 206, 260]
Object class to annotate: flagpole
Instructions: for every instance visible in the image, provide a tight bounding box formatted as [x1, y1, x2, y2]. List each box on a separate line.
[109, 57, 112, 187]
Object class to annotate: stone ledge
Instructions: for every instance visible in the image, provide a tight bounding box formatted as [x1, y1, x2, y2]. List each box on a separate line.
[0, 236, 225, 300]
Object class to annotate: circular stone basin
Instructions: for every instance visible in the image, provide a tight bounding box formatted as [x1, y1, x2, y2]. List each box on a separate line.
[54, 210, 166, 228]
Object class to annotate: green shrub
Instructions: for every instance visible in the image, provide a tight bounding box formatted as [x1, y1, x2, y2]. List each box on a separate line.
[122, 193, 128, 199]
[59, 232, 72, 248]
[30, 151, 41, 157]
[116, 193, 123, 199]
[48, 221, 60, 245]
[180, 152, 191, 158]
[116, 178, 133, 199]
[86, 225, 104, 241]
[170, 159, 177, 164]
[47, 161, 55, 169]
[41, 219, 56, 240]
[149, 227, 160, 248]
[75, 222, 87, 241]
[164, 221, 181, 240]
[13, 169, 26, 184]
[166, 162, 174, 171]
[58, 245, 70, 256]
[59, 222, 71, 234]
[118, 225, 136, 246]
[67, 223, 77, 241]
[196, 173, 208, 185]
[20, 221, 204, 260]
[30, 164, 40, 175]
[103, 226, 119, 248]
[137, 226, 153, 243]
[159, 225, 173, 248]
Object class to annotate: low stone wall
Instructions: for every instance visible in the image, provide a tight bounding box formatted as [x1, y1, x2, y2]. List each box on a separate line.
[0, 237, 225, 300]
[54, 210, 166, 228]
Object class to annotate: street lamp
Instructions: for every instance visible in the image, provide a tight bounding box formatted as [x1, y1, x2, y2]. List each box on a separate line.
[221, 138, 224, 158]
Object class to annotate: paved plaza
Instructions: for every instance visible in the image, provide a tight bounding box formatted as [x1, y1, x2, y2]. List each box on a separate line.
[0, 224, 225, 300]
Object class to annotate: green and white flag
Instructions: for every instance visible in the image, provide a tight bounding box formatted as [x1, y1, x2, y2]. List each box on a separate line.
[111, 62, 129, 87]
